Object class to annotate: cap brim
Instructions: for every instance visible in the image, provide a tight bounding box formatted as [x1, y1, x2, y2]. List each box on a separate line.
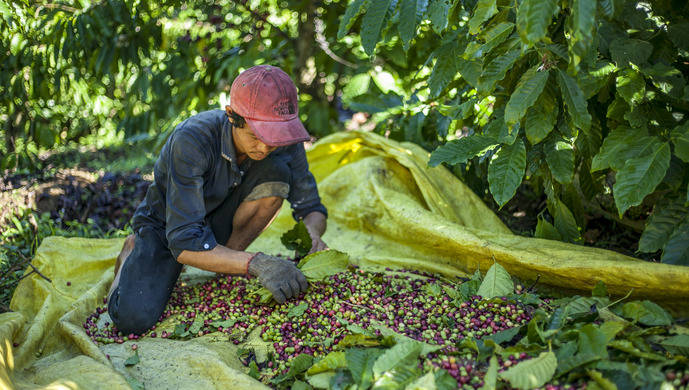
[246, 116, 311, 147]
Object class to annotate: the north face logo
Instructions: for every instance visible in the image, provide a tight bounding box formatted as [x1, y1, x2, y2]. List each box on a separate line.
[273, 100, 295, 116]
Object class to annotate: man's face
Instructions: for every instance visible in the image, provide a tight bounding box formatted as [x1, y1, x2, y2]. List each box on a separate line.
[232, 121, 277, 161]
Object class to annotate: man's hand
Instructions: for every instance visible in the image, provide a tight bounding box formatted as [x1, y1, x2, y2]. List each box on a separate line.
[248, 253, 308, 303]
[303, 211, 328, 255]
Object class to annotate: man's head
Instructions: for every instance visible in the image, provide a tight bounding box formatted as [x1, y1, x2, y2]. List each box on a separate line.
[227, 65, 310, 160]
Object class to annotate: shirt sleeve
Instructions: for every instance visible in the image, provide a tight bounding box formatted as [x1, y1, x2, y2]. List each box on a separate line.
[287, 143, 328, 221]
[164, 130, 217, 260]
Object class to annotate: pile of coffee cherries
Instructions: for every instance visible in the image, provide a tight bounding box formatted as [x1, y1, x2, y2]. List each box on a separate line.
[84, 266, 546, 387]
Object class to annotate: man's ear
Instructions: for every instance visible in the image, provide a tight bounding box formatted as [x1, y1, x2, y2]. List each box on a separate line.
[225, 105, 233, 116]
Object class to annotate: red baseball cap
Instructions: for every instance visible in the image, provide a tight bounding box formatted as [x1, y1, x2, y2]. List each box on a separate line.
[229, 65, 310, 147]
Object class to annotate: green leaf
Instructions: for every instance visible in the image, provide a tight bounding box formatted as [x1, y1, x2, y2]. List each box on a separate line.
[399, 0, 420, 50]
[661, 334, 689, 356]
[639, 198, 688, 253]
[616, 68, 645, 106]
[479, 22, 515, 56]
[188, 316, 203, 335]
[371, 364, 421, 389]
[535, 216, 562, 240]
[599, 0, 616, 18]
[428, 0, 452, 34]
[428, 135, 498, 167]
[525, 91, 558, 145]
[274, 354, 315, 384]
[307, 372, 336, 388]
[338, 0, 367, 39]
[613, 142, 671, 215]
[578, 324, 609, 359]
[557, 69, 591, 132]
[480, 356, 499, 390]
[298, 250, 350, 281]
[499, 351, 557, 390]
[476, 262, 514, 299]
[288, 303, 309, 318]
[504, 68, 550, 126]
[548, 197, 581, 243]
[346, 348, 384, 388]
[484, 115, 519, 145]
[544, 138, 574, 184]
[608, 340, 667, 361]
[570, 0, 597, 55]
[671, 122, 689, 163]
[468, 0, 497, 35]
[429, 42, 459, 97]
[336, 334, 384, 349]
[609, 38, 653, 67]
[434, 370, 458, 390]
[292, 380, 313, 390]
[592, 281, 608, 298]
[516, 0, 558, 46]
[488, 139, 526, 207]
[479, 44, 521, 93]
[282, 221, 313, 257]
[343, 73, 371, 101]
[124, 350, 140, 366]
[668, 21, 689, 52]
[485, 326, 522, 345]
[591, 127, 648, 171]
[372, 341, 423, 377]
[405, 371, 436, 390]
[661, 220, 689, 266]
[307, 351, 347, 375]
[361, 0, 395, 55]
[621, 301, 672, 326]
[555, 352, 600, 376]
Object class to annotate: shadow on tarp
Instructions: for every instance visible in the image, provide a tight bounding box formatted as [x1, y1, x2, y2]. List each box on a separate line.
[2, 130, 689, 389]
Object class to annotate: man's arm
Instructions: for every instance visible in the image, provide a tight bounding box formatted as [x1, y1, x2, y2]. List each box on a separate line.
[303, 211, 328, 253]
[177, 245, 253, 274]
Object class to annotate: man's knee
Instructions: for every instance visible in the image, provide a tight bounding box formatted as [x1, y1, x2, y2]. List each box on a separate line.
[109, 298, 161, 335]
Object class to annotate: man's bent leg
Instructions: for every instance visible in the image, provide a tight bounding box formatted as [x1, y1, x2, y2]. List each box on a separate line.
[208, 155, 291, 251]
[107, 226, 182, 334]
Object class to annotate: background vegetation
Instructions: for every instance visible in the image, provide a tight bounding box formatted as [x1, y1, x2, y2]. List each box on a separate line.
[2, 0, 689, 307]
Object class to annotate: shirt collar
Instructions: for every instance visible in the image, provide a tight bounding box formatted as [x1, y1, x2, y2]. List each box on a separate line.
[221, 114, 239, 167]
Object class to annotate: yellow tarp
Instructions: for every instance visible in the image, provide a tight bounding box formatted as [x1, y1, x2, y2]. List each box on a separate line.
[2, 130, 689, 389]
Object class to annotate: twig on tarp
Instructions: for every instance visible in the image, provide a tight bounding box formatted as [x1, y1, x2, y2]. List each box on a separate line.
[526, 274, 541, 293]
[16, 252, 52, 283]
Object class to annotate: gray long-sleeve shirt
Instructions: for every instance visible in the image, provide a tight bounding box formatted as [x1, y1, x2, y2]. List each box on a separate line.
[131, 109, 327, 259]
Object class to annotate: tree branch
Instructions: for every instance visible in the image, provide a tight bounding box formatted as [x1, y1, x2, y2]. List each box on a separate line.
[314, 18, 356, 68]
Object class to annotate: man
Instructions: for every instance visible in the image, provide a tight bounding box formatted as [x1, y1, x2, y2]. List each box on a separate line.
[108, 65, 328, 335]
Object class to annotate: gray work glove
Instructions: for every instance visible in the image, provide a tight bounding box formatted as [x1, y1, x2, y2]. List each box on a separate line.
[248, 253, 308, 304]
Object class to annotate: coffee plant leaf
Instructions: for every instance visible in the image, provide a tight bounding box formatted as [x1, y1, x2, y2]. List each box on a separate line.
[616, 68, 646, 106]
[428, 135, 498, 167]
[343, 73, 372, 101]
[610, 38, 654, 67]
[434, 369, 458, 390]
[476, 262, 513, 299]
[638, 198, 688, 253]
[613, 141, 671, 215]
[399, 0, 420, 50]
[479, 22, 514, 56]
[428, 0, 452, 34]
[548, 198, 582, 243]
[660, 335, 689, 356]
[525, 91, 558, 145]
[429, 42, 460, 97]
[405, 370, 436, 390]
[671, 122, 689, 163]
[621, 301, 673, 326]
[557, 69, 591, 132]
[488, 139, 526, 207]
[661, 220, 689, 266]
[591, 126, 648, 172]
[504, 67, 550, 126]
[535, 216, 562, 241]
[570, 0, 597, 59]
[298, 250, 350, 281]
[307, 351, 347, 375]
[281, 221, 312, 257]
[338, 0, 368, 39]
[578, 324, 609, 359]
[372, 341, 423, 377]
[479, 43, 521, 93]
[468, 0, 497, 35]
[516, 0, 558, 46]
[499, 351, 557, 390]
[544, 138, 574, 184]
[361, 0, 396, 55]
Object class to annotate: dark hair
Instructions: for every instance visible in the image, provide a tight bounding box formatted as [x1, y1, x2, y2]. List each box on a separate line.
[228, 110, 246, 128]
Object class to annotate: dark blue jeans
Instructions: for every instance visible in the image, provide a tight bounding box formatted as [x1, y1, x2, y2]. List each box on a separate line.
[108, 155, 290, 334]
